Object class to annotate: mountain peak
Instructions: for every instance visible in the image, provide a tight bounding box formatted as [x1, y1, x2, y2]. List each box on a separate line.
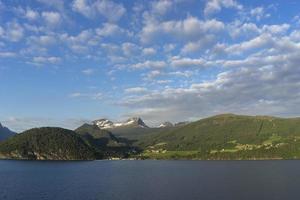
[93, 119, 114, 129]
[0, 123, 16, 141]
[93, 117, 148, 129]
[115, 117, 148, 128]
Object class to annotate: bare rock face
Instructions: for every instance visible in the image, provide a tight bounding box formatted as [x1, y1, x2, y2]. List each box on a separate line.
[93, 119, 114, 129]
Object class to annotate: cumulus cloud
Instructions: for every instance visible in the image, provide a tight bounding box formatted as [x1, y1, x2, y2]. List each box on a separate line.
[33, 56, 61, 64]
[96, 23, 129, 37]
[142, 47, 157, 56]
[250, 6, 266, 21]
[23, 8, 40, 21]
[1, 21, 24, 42]
[72, 0, 126, 22]
[132, 60, 167, 69]
[140, 16, 224, 43]
[170, 57, 209, 68]
[151, 0, 173, 16]
[181, 35, 215, 54]
[42, 11, 61, 26]
[204, 0, 243, 17]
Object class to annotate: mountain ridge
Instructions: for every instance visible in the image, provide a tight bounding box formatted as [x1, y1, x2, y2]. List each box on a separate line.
[0, 123, 16, 141]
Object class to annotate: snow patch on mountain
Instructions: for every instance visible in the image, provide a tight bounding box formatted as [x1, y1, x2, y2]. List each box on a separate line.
[93, 117, 148, 129]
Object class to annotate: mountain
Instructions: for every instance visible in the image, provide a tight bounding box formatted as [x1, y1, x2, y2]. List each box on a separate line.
[93, 117, 148, 129]
[137, 114, 300, 160]
[75, 123, 133, 158]
[0, 127, 98, 160]
[75, 123, 120, 146]
[159, 122, 173, 128]
[0, 123, 16, 141]
[93, 119, 114, 129]
[93, 117, 152, 140]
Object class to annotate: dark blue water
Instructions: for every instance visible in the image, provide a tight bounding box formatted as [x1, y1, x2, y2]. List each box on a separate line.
[0, 160, 299, 200]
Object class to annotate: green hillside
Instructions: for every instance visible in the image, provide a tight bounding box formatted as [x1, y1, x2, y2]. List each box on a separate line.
[137, 114, 300, 160]
[0, 127, 98, 160]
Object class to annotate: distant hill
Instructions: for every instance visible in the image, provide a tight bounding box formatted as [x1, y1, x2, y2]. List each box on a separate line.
[0, 127, 98, 160]
[137, 114, 300, 160]
[0, 123, 16, 141]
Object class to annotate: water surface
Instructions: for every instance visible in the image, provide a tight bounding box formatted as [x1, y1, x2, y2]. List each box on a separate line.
[0, 160, 299, 200]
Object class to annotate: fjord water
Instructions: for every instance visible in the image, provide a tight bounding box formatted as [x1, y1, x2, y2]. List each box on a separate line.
[0, 160, 299, 200]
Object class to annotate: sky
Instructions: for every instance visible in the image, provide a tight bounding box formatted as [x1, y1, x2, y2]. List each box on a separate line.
[1, 0, 300, 132]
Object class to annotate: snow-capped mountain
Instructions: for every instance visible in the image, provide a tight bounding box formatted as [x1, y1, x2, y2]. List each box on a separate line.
[158, 122, 174, 128]
[93, 117, 148, 129]
[93, 119, 114, 129]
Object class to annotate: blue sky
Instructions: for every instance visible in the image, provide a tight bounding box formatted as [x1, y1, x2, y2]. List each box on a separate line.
[1, 0, 300, 132]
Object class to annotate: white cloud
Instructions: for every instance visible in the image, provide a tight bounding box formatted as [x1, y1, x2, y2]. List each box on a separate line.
[42, 11, 61, 26]
[33, 56, 61, 64]
[250, 6, 265, 21]
[82, 68, 95, 75]
[70, 92, 102, 100]
[96, 23, 126, 37]
[142, 47, 157, 56]
[125, 87, 148, 94]
[122, 42, 139, 57]
[151, 0, 173, 16]
[228, 22, 260, 38]
[262, 24, 290, 35]
[24, 8, 40, 21]
[95, 0, 126, 22]
[204, 0, 243, 16]
[170, 57, 208, 68]
[72, 0, 126, 22]
[140, 16, 224, 43]
[225, 33, 274, 54]
[29, 35, 56, 46]
[0, 51, 17, 58]
[181, 35, 215, 54]
[72, 0, 92, 17]
[132, 60, 167, 69]
[2, 21, 24, 42]
[144, 70, 162, 80]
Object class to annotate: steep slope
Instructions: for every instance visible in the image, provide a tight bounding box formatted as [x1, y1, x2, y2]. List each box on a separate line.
[75, 123, 132, 157]
[0, 123, 16, 141]
[137, 114, 300, 159]
[0, 127, 97, 160]
[75, 123, 121, 147]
